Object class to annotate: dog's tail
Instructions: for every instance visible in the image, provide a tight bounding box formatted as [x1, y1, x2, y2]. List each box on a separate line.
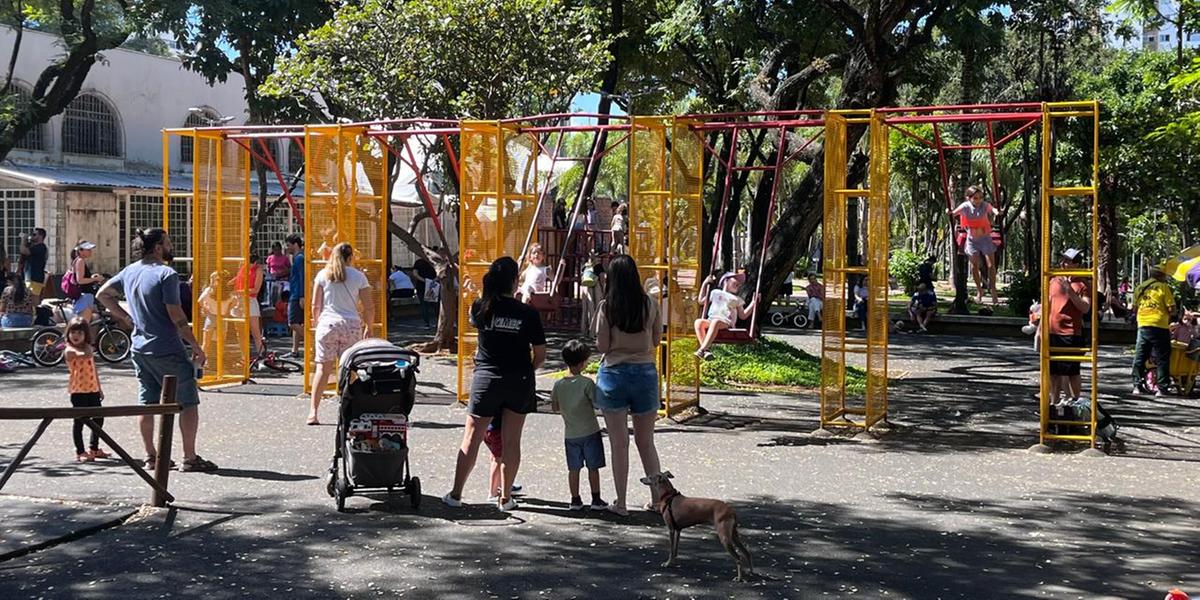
[732, 524, 754, 574]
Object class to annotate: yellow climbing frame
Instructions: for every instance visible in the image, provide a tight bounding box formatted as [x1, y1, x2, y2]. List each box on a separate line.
[626, 116, 702, 417]
[456, 121, 541, 403]
[303, 124, 391, 394]
[1038, 101, 1101, 447]
[162, 129, 251, 388]
[819, 110, 889, 429]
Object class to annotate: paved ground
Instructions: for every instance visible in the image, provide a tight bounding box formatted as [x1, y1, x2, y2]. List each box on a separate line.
[0, 319, 1198, 599]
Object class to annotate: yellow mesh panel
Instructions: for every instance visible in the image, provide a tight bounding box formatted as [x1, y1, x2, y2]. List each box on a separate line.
[341, 127, 389, 342]
[189, 131, 250, 387]
[865, 113, 890, 428]
[502, 124, 539, 259]
[458, 121, 503, 403]
[304, 125, 341, 393]
[665, 119, 703, 415]
[821, 113, 850, 426]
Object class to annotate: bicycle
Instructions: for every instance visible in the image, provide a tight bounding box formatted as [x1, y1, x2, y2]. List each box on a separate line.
[767, 299, 810, 329]
[30, 300, 132, 367]
[250, 350, 302, 373]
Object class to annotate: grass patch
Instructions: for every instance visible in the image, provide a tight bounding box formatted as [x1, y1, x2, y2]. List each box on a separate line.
[550, 336, 867, 393]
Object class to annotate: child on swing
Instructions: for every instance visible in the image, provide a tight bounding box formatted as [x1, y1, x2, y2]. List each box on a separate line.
[693, 272, 758, 360]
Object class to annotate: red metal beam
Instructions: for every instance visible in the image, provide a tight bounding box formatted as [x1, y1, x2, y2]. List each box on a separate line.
[690, 120, 824, 131]
[876, 102, 1042, 114]
[882, 111, 1043, 125]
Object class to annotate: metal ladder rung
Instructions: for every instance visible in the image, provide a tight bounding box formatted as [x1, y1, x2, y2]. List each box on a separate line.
[832, 189, 870, 197]
[1044, 269, 1093, 278]
[1047, 186, 1096, 197]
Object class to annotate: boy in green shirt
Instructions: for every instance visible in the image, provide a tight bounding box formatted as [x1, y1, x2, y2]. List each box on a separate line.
[551, 339, 608, 511]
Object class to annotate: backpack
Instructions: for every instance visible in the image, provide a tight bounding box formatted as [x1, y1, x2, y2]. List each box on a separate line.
[423, 279, 441, 303]
[61, 269, 82, 299]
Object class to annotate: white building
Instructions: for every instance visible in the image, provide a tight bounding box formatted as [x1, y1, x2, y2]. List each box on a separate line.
[1140, 1, 1200, 50]
[0, 25, 250, 276]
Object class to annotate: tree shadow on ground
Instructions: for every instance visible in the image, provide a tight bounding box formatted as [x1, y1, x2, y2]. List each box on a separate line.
[1, 489, 1195, 599]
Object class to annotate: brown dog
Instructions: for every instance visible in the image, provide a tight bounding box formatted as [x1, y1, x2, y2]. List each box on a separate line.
[640, 471, 753, 581]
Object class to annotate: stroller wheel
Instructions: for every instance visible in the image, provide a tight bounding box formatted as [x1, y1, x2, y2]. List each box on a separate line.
[334, 474, 350, 513]
[409, 476, 421, 509]
[325, 469, 336, 498]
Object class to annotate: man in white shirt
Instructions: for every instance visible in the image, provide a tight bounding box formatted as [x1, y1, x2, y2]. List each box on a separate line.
[389, 266, 415, 299]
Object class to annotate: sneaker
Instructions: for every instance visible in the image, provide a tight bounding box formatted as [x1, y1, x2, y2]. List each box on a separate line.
[606, 503, 629, 517]
[179, 456, 219, 472]
[702, 351, 715, 361]
[442, 493, 463, 508]
[281, 351, 300, 359]
[498, 498, 518, 512]
[589, 498, 609, 511]
[694, 349, 706, 360]
[511, 483, 523, 494]
[1155, 389, 1168, 398]
[88, 448, 111, 460]
[569, 497, 584, 511]
[76, 452, 94, 463]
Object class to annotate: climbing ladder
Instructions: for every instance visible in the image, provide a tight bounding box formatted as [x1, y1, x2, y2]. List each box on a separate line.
[819, 110, 889, 430]
[1038, 101, 1102, 448]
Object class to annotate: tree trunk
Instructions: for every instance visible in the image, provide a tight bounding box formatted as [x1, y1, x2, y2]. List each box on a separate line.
[950, 44, 976, 314]
[1097, 187, 1118, 300]
[576, 0, 623, 205]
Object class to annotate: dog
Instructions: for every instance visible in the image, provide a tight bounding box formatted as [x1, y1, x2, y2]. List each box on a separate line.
[640, 471, 753, 581]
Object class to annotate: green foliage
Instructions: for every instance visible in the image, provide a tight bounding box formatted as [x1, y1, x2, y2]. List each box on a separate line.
[559, 337, 867, 394]
[890, 250, 924, 295]
[262, 0, 610, 121]
[1004, 270, 1040, 317]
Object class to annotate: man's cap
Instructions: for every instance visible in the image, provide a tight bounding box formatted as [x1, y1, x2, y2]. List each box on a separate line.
[1061, 248, 1083, 262]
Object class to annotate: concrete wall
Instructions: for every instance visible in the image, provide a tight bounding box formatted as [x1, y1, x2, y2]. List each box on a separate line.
[62, 191, 121, 275]
[0, 26, 247, 171]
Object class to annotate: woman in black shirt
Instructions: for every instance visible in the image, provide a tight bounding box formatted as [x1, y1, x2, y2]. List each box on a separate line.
[444, 257, 546, 512]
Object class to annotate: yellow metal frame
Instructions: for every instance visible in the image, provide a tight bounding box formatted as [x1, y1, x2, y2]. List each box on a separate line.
[819, 110, 889, 429]
[664, 118, 704, 416]
[1038, 101, 1101, 446]
[302, 124, 390, 394]
[163, 128, 251, 388]
[455, 121, 541, 403]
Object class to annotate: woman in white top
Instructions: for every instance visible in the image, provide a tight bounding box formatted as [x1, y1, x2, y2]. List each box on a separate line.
[307, 242, 374, 425]
[517, 243, 549, 303]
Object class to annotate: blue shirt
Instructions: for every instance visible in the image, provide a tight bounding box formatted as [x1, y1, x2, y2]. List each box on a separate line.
[105, 261, 184, 355]
[289, 251, 305, 299]
[912, 291, 937, 308]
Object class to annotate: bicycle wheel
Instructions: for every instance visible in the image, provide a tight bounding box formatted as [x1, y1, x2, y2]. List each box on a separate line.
[97, 328, 132, 363]
[792, 314, 809, 329]
[266, 357, 302, 373]
[31, 329, 65, 367]
[770, 311, 786, 327]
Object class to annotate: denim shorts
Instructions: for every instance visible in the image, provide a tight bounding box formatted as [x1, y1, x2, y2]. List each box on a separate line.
[595, 362, 659, 415]
[1, 313, 33, 328]
[564, 431, 605, 471]
[74, 293, 95, 314]
[131, 351, 200, 408]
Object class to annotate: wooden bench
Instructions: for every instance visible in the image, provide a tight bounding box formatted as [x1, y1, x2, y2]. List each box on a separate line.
[0, 376, 184, 507]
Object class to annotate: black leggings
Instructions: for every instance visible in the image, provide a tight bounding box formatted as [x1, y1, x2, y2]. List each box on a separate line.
[70, 392, 104, 454]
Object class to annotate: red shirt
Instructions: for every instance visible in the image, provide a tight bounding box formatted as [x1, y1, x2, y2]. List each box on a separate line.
[1049, 277, 1089, 336]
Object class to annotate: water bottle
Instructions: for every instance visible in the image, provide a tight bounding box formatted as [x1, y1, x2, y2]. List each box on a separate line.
[193, 359, 204, 381]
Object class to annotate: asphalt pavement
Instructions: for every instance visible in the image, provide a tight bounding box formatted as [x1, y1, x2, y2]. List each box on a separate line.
[0, 319, 1197, 599]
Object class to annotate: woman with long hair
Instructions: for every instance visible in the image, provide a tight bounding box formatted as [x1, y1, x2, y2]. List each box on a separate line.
[595, 254, 663, 515]
[444, 256, 546, 511]
[70, 240, 105, 322]
[307, 243, 374, 425]
[0, 272, 35, 328]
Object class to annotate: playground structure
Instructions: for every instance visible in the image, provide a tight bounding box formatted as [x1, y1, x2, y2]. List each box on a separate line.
[157, 102, 1102, 446]
[817, 102, 1101, 448]
[163, 123, 391, 391]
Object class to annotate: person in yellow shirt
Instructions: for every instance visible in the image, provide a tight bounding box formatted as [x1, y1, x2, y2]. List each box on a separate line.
[1131, 266, 1176, 396]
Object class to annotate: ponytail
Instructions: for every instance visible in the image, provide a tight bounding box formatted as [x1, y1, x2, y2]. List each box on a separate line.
[323, 242, 353, 283]
[477, 257, 519, 323]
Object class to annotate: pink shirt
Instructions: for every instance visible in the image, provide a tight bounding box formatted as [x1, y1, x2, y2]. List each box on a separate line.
[266, 254, 289, 278]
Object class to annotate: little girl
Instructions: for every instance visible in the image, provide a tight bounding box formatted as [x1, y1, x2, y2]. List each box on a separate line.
[518, 243, 549, 303]
[65, 317, 109, 462]
[693, 272, 758, 360]
[198, 272, 233, 360]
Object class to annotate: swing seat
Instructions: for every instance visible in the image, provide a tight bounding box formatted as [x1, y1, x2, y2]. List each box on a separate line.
[714, 326, 757, 344]
[529, 292, 559, 312]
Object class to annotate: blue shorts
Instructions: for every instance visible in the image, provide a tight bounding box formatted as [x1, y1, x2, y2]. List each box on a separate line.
[287, 296, 304, 325]
[565, 431, 605, 471]
[74, 293, 95, 314]
[595, 362, 659, 415]
[131, 351, 200, 408]
[1, 313, 33, 328]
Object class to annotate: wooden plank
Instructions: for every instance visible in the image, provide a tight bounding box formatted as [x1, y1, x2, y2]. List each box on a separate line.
[0, 405, 182, 420]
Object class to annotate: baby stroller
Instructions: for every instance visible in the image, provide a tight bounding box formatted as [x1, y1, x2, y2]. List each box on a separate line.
[327, 339, 422, 512]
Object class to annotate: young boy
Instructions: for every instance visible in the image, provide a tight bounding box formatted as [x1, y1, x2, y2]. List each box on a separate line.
[551, 339, 608, 511]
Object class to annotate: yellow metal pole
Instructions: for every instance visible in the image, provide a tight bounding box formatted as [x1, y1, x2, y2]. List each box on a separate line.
[1090, 101, 1100, 446]
[214, 134, 226, 380]
[1039, 104, 1051, 446]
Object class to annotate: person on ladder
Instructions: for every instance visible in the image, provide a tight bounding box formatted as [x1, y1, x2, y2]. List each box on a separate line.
[693, 272, 759, 360]
[951, 185, 999, 305]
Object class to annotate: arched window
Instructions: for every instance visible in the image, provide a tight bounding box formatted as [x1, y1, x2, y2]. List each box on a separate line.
[179, 110, 216, 164]
[11, 85, 46, 151]
[61, 93, 122, 156]
[287, 139, 305, 175]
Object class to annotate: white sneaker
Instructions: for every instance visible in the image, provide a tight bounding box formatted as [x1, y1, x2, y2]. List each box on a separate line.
[486, 494, 500, 504]
[497, 498, 518, 512]
[441, 493, 463, 508]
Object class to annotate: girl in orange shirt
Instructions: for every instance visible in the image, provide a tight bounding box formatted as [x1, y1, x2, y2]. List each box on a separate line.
[65, 317, 109, 462]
